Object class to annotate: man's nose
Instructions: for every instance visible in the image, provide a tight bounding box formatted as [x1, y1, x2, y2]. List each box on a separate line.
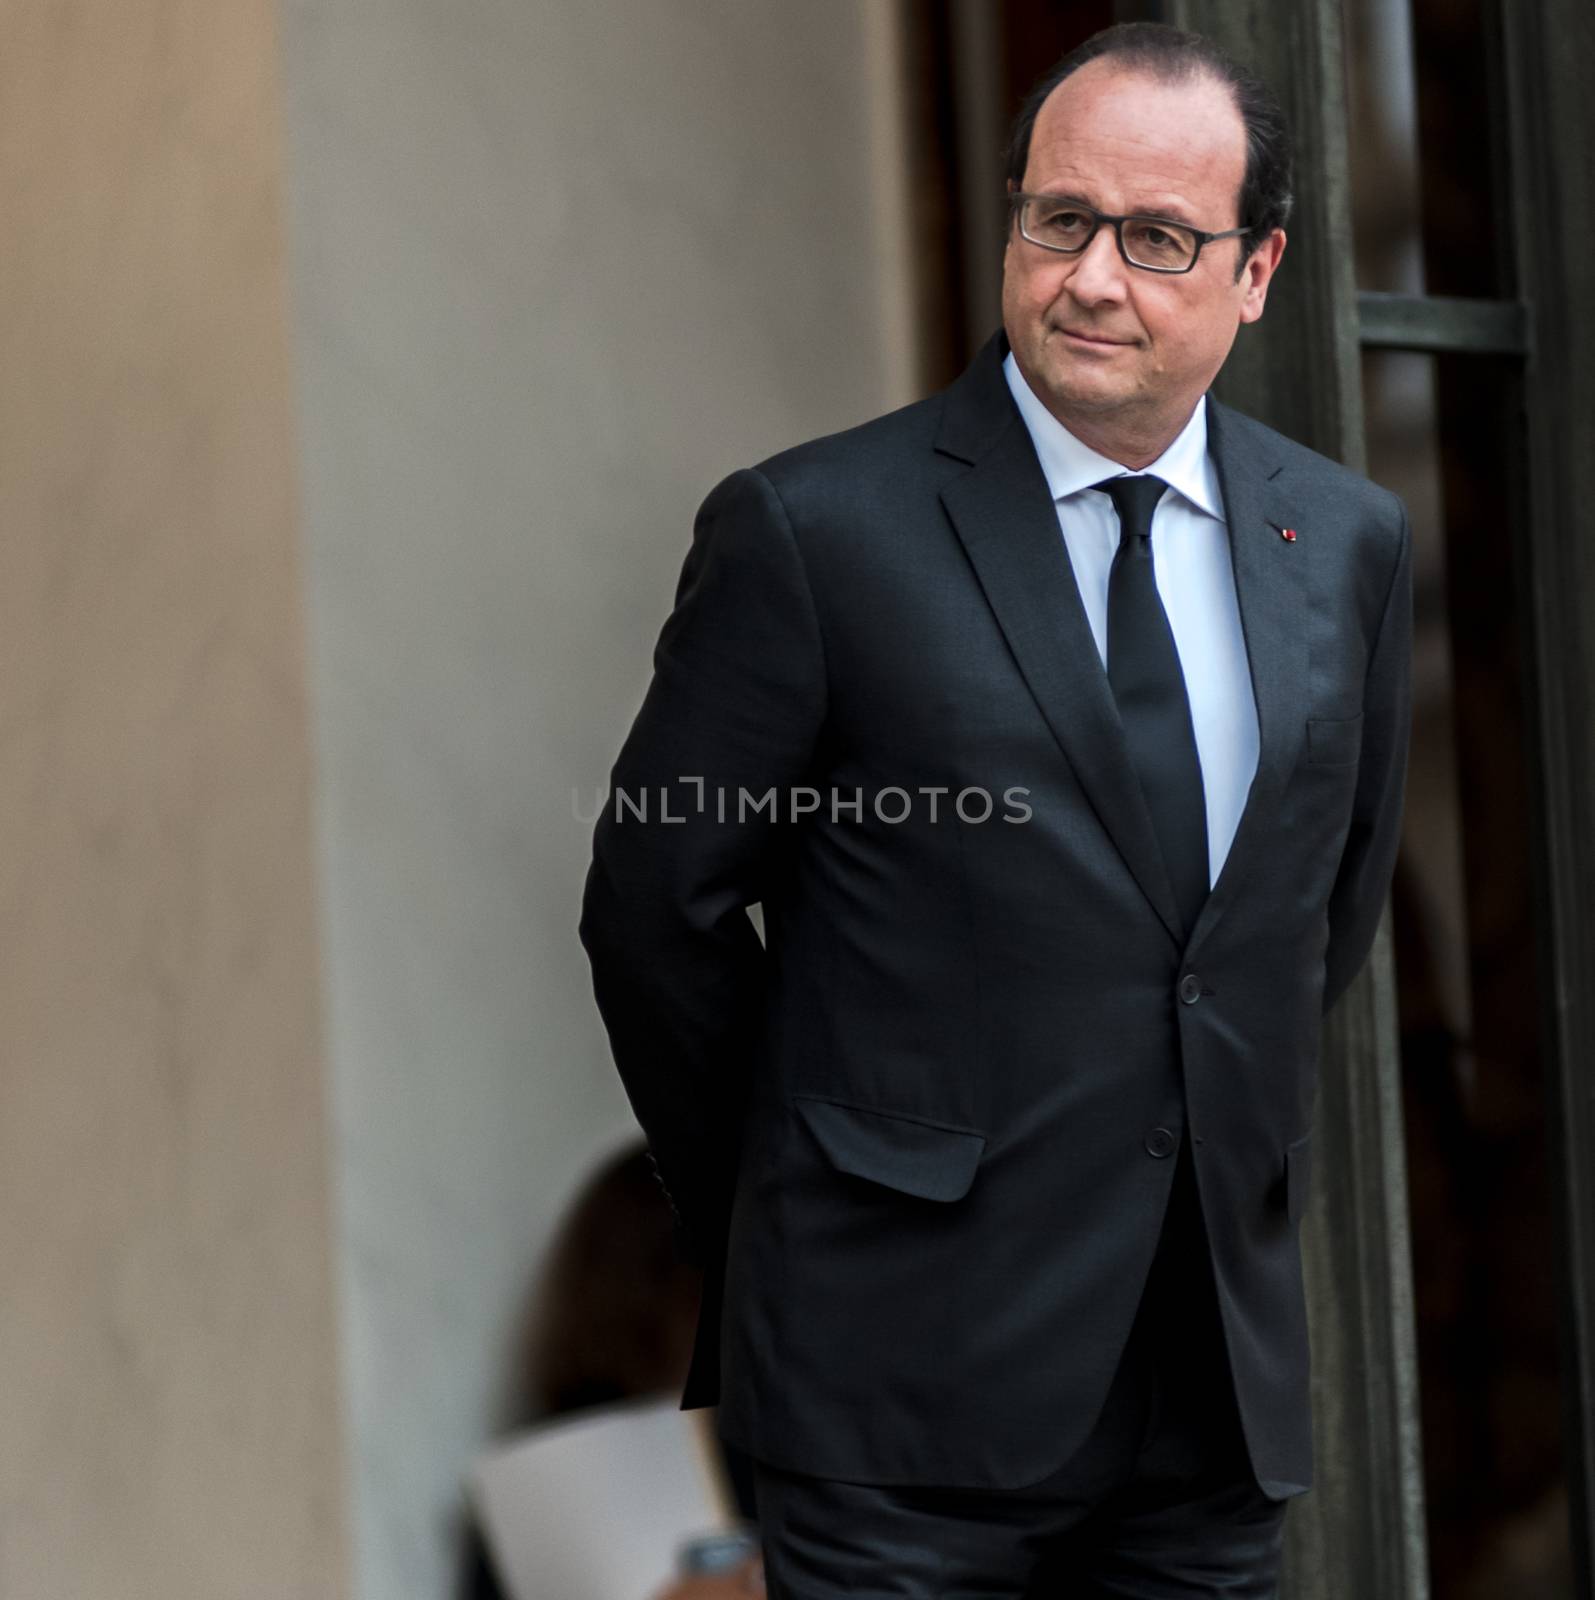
[1066, 223, 1130, 305]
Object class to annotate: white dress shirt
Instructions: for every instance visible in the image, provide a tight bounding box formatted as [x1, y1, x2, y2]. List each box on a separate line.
[1002, 352, 1260, 887]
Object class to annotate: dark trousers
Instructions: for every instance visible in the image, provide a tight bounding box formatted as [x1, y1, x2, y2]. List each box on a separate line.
[751, 1140, 1289, 1598]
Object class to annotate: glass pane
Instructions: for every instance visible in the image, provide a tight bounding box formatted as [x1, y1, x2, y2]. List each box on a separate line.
[1350, 1, 1571, 1590]
[1346, 0, 1427, 292]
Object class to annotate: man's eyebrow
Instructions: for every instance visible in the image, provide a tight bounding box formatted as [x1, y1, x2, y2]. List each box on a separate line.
[1028, 189, 1205, 228]
[1030, 189, 1097, 207]
[1131, 199, 1205, 227]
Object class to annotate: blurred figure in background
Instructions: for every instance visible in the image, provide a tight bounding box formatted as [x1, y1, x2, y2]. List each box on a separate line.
[526, 1141, 704, 1417]
[464, 1140, 760, 1599]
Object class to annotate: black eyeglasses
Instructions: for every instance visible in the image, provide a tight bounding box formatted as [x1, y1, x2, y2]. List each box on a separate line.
[1010, 193, 1250, 274]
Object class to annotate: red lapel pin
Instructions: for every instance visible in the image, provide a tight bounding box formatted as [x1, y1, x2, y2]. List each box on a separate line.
[1279, 526, 1298, 542]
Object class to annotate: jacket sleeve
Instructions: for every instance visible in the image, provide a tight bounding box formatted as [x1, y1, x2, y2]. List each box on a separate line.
[1321, 496, 1414, 1013]
[578, 466, 828, 1261]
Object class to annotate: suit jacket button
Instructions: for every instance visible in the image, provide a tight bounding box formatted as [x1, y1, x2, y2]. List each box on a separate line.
[1145, 1127, 1177, 1158]
[1178, 972, 1202, 1005]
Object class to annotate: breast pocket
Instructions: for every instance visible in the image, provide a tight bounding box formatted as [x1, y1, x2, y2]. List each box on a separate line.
[1306, 712, 1364, 767]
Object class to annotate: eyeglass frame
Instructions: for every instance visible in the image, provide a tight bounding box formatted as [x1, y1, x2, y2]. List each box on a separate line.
[1007, 192, 1252, 275]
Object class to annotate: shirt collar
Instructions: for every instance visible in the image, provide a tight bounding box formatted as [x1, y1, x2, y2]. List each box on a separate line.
[1002, 350, 1223, 521]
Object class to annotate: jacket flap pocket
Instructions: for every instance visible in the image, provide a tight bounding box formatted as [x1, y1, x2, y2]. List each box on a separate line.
[1285, 1131, 1313, 1225]
[1306, 713, 1364, 766]
[793, 1095, 986, 1203]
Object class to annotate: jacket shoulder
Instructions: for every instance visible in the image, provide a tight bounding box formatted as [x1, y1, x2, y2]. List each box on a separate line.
[749, 390, 947, 500]
[1212, 399, 1405, 523]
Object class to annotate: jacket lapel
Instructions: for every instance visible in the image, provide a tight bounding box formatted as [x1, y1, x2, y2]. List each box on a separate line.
[937, 335, 1186, 947]
[1186, 397, 1309, 955]
[935, 335, 1312, 956]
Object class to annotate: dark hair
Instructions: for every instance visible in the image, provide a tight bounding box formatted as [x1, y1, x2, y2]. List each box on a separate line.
[524, 1140, 703, 1418]
[1003, 22, 1293, 275]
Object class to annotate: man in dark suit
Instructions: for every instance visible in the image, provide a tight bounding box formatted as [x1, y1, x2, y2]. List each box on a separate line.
[580, 21, 1411, 1597]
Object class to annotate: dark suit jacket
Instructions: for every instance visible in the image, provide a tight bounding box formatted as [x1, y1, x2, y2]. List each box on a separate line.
[579, 329, 1413, 1499]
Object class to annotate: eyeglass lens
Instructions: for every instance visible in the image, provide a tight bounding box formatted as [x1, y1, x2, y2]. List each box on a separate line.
[1021, 200, 1199, 270]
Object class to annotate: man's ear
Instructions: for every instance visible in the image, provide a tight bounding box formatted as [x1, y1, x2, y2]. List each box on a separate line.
[1238, 228, 1287, 324]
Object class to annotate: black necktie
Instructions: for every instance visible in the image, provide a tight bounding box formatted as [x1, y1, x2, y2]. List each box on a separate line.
[1093, 474, 1209, 937]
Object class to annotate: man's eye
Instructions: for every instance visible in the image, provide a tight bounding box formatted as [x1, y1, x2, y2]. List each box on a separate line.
[1125, 220, 1191, 257]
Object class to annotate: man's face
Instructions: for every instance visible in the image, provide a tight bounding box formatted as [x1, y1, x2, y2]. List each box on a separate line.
[1001, 60, 1285, 447]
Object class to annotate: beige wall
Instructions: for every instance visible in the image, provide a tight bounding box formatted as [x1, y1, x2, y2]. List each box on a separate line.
[0, 4, 348, 1597]
[276, 1, 918, 1595]
[0, 0, 916, 1592]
